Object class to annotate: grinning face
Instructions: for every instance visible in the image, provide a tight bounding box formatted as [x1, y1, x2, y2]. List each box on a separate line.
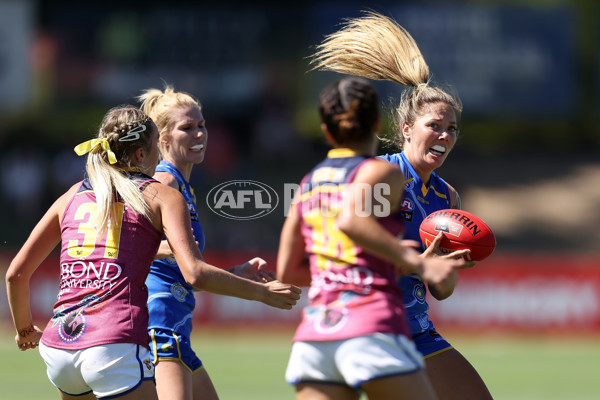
[162, 105, 208, 169]
[402, 102, 458, 182]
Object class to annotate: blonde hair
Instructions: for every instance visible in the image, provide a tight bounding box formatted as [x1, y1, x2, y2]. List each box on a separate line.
[309, 11, 462, 149]
[85, 105, 156, 234]
[137, 84, 201, 155]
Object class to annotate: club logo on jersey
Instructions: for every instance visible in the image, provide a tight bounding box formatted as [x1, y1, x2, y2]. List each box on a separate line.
[413, 283, 426, 304]
[401, 198, 414, 222]
[314, 306, 349, 334]
[416, 312, 430, 330]
[206, 180, 279, 220]
[51, 290, 112, 343]
[56, 311, 87, 343]
[171, 283, 188, 302]
[310, 291, 358, 334]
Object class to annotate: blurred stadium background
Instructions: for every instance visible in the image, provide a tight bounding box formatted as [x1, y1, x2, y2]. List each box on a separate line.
[0, 0, 599, 399]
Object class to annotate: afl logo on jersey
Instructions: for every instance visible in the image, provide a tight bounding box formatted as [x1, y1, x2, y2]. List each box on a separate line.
[186, 201, 199, 222]
[401, 198, 414, 222]
[206, 180, 279, 220]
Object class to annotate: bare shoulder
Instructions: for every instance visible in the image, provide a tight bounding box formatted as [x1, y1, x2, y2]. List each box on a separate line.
[446, 182, 461, 209]
[354, 158, 403, 185]
[142, 180, 186, 231]
[55, 182, 80, 214]
[143, 180, 185, 206]
[153, 171, 179, 190]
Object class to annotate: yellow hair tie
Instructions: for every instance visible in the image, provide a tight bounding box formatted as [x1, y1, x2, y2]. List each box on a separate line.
[74, 137, 117, 164]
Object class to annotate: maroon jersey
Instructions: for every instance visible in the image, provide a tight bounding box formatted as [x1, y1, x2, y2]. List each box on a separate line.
[41, 175, 162, 350]
[293, 149, 409, 342]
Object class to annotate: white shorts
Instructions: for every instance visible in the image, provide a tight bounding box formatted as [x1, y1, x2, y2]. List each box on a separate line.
[285, 333, 424, 388]
[39, 342, 155, 399]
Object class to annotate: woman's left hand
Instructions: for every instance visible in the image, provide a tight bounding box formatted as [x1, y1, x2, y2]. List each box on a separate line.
[231, 257, 276, 282]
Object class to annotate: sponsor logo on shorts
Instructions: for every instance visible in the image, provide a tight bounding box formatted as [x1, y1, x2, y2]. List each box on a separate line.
[144, 359, 153, 371]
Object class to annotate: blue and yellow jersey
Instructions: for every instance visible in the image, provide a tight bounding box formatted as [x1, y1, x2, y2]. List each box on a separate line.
[146, 161, 206, 337]
[378, 152, 451, 336]
[293, 148, 409, 342]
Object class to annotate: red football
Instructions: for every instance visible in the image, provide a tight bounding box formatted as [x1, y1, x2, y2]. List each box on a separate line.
[419, 209, 496, 262]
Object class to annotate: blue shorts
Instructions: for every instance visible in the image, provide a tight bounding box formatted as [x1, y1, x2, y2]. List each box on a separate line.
[149, 328, 203, 373]
[412, 329, 453, 358]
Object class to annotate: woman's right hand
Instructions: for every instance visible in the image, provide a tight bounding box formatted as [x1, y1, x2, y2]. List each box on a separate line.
[419, 234, 476, 284]
[422, 232, 476, 268]
[15, 324, 43, 351]
[259, 281, 302, 310]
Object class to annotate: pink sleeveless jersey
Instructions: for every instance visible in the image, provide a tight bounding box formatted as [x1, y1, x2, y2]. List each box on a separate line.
[293, 149, 410, 342]
[41, 177, 162, 350]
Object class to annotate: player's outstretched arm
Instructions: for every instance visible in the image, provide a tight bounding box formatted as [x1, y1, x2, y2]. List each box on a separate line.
[228, 257, 276, 283]
[153, 183, 301, 309]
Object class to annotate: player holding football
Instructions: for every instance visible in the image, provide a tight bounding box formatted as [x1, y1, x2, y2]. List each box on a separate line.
[277, 75, 471, 399]
[310, 11, 493, 400]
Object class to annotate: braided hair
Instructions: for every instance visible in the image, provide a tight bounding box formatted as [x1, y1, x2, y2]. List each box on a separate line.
[318, 77, 380, 145]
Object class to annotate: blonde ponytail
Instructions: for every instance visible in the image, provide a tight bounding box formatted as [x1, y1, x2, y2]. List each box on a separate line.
[80, 105, 156, 234]
[310, 11, 463, 150]
[138, 84, 201, 155]
[309, 10, 430, 87]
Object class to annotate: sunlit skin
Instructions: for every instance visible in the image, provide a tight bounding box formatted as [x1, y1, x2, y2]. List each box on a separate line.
[160, 105, 207, 181]
[401, 102, 458, 185]
[138, 127, 160, 177]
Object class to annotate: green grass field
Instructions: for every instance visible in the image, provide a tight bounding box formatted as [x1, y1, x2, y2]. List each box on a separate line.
[1, 326, 599, 400]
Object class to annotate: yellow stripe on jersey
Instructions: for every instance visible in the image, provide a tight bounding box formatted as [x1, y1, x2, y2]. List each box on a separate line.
[327, 148, 362, 158]
[420, 182, 448, 200]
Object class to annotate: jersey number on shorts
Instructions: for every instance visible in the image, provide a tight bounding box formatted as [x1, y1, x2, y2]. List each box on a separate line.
[67, 202, 125, 259]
